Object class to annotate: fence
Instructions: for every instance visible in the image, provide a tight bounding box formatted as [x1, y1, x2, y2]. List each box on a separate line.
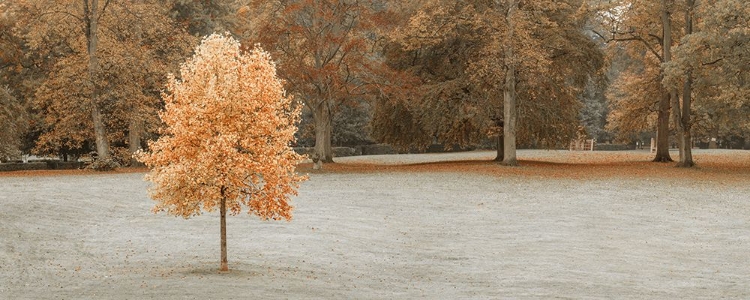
[569, 139, 595, 151]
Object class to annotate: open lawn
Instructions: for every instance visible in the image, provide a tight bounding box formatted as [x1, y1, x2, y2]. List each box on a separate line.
[2, 149, 749, 299]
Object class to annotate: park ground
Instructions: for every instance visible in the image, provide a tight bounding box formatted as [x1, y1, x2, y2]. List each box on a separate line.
[1, 149, 749, 299]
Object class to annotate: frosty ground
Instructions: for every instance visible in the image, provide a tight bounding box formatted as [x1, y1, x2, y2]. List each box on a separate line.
[2, 150, 749, 299]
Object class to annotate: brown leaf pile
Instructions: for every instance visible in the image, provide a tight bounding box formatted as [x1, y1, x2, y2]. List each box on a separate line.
[298, 151, 750, 183]
[0, 167, 148, 178]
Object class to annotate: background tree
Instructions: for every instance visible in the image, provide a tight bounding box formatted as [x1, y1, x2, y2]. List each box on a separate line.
[16, 0, 193, 165]
[374, 0, 604, 164]
[0, 86, 27, 160]
[170, 0, 243, 36]
[579, 76, 611, 143]
[0, 4, 29, 160]
[137, 34, 306, 272]
[606, 56, 661, 141]
[665, 0, 749, 154]
[595, 0, 684, 162]
[250, 0, 392, 166]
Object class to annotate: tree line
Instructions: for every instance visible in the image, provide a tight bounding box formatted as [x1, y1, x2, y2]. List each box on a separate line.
[1, 0, 747, 168]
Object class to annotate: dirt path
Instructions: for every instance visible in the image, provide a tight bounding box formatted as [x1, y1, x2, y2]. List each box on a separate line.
[2, 150, 749, 299]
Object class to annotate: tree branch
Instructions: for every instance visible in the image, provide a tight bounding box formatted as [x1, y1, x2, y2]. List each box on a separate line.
[609, 35, 663, 62]
[702, 58, 723, 66]
[99, 0, 113, 19]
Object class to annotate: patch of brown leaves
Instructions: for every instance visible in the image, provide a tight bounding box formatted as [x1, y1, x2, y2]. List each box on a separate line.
[298, 151, 750, 183]
[0, 167, 149, 178]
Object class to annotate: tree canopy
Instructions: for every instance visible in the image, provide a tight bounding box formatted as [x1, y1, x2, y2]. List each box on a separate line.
[137, 34, 306, 271]
[372, 0, 605, 163]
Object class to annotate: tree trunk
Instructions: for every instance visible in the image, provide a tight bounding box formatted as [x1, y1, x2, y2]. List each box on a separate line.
[501, 0, 518, 166]
[313, 102, 334, 164]
[676, 0, 695, 168]
[84, 0, 110, 160]
[494, 132, 504, 162]
[220, 187, 228, 272]
[653, 91, 673, 162]
[653, 1, 673, 163]
[128, 117, 144, 167]
[672, 92, 685, 161]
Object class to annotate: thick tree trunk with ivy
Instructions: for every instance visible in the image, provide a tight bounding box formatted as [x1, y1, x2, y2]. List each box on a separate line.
[84, 0, 111, 160]
[313, 102, 334, 164]
[653, 1, 673, 163]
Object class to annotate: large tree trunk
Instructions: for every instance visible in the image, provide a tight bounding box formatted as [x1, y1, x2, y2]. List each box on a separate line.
[128, 117, 144, 167]
[501, 0, 518, 166]
[653, 1, 673, 163]
[654, 92, 673, 162]
[312, 102, 334, 164]
[676, 0, 695, 168]
[84, 0, 110, 160]
[220, 188, 228, 272]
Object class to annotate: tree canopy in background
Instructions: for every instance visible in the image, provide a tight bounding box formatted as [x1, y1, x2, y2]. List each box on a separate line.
[601, 0, 749, 164]
[0, 0, 747, 168]
[372, 0, 605, 164]
[665, 0, 749, 149]
[249, 0, 398, 167]
[0, 86, 27, 160]
[7, 0, 194, 166]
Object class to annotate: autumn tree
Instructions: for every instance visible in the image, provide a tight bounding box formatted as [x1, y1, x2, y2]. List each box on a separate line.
[595, 0, 685, 162]
[374, 0, 604, 164]
[665, 0, 749, 159]
[0, 5, 27, 160]
[137, 34, 306, 272]
[0, 86, 27, 160]
[16, 0, 194, 165]
[249, 0, 392, 166]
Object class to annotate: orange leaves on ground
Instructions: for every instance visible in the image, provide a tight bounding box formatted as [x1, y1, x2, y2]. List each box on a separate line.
[298, 150, 750, 184]
[137, 33, 307, 221]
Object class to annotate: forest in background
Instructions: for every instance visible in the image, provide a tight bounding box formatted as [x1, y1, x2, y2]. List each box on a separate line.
[0, 0, 747, 168]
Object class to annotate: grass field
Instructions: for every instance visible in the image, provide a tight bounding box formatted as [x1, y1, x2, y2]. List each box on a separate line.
[2, 149, 749, 299]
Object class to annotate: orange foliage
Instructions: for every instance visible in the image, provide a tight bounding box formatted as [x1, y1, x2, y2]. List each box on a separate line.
[137, 34, 307, 220]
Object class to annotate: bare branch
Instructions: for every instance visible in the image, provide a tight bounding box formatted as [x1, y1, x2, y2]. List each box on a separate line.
[702, 58, 723, 66]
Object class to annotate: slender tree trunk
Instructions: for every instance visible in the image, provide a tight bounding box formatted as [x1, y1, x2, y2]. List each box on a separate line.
[501, 0, 518, 166]
[672, 92, 685, 161]
[676, 0, 695, 167]
[128, 117, 144, 167]
[653, 0, 673, 163]
[313, 102, 334, 164]
[84, 0, 110, 160]
[220, 187, 228, 272]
